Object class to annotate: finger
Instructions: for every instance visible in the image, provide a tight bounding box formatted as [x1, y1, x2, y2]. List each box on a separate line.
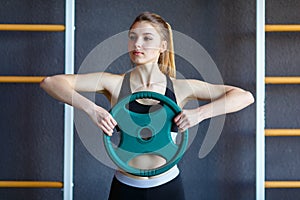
[104, 113, 117, 127]
[178, 120, 189, 132]
[100, 115, 114, 127]
[175, 115, 186, 127]
[178, 120, 188, 130]
[101, 120, 114, 132]
[179, 118, 193, 132]
[174, 112, 182, 122]
[110, 117, 118, 126]
[100, 117, 114, 133]
[99, 124, 113, 136]
[106, 117, 116, 129]
[179, 127, 187, 133]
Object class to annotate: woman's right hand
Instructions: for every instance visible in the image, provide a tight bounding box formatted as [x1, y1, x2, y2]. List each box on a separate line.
[87, 104, 117, 136]
[40, 73, 121, 136]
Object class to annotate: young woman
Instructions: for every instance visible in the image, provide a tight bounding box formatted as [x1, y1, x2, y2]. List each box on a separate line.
[41, 12, 254, 200]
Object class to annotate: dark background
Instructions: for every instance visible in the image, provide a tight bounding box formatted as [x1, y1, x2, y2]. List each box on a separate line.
[0, 0, 299, 199]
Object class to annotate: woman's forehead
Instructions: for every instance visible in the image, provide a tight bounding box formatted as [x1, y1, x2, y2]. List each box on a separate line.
[129, 21, 160, 35]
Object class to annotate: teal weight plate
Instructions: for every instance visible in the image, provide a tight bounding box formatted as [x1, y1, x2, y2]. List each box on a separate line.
[103, 91, 188, 176]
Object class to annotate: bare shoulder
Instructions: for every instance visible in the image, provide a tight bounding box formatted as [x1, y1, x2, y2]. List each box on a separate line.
[96, 72, 125, 92]
[99, 72, 126, 104]
[172, 78, 219, 106]
[100, 72, 124, 84]
[171, 78, 202, 107]
[172, 78, 201, 87]
[172, 77, 208, 92]
[72, 72, 123, 92]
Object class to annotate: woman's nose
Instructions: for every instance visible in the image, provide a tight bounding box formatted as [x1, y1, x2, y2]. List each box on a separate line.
[134, 37, 143, 48]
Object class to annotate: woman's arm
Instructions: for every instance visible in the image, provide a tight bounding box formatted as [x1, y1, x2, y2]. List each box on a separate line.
[40, 73, 119, 135]
[173, 79, 254, 132]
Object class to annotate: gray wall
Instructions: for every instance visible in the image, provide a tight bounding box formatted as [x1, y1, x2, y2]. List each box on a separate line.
[265, 0, 300, 199]
[0, 0, 298, 200]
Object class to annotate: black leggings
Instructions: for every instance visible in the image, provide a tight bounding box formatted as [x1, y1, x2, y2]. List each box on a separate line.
[108, 175, 185, 200]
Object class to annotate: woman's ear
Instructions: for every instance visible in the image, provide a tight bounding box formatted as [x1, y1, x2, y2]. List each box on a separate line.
[160, 40, 167, 53]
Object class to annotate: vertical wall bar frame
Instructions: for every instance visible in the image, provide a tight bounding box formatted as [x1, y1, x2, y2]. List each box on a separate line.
[64, 0, 75, 199]
[256, 0, 265, 199]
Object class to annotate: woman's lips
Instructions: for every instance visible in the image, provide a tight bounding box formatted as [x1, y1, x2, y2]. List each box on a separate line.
[133, 51, 143, 56]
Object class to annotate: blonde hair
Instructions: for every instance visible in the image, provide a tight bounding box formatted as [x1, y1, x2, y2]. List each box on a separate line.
[129, 12, 176, 78]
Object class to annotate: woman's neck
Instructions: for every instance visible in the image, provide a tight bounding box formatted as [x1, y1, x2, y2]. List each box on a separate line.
[131, 63, 166, 91]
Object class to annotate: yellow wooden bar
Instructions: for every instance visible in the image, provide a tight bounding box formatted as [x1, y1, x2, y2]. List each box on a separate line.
[265, 25, 300, 32]
[265, 181, 300, 188]
[0, 181, 63, 188]
[0, 76, 45, 83]
[265, 77, 300, 84]
[0, 24, 65, 32]
[265, 129, 300, 136]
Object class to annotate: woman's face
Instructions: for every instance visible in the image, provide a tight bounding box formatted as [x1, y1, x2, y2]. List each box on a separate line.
[128, 21, 166, 66]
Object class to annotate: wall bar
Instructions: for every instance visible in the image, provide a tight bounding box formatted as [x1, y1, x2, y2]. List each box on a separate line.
[265, 77, 300, 84]
[265, 181, 300, 188]
[0, 24, 65, 32]
[256, 0, 265, 199]
[0, 76, 45, 83]
[63, 0, 75, 199]
[0, 181, 63, 188]
[265, 129, 300, 137]
[265, 25, 300, 32]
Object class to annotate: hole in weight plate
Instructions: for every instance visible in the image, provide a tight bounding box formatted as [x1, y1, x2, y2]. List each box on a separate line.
[139, 128, 153, 141]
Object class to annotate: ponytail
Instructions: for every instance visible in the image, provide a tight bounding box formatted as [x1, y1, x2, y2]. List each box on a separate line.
[159, 22, 176, 78]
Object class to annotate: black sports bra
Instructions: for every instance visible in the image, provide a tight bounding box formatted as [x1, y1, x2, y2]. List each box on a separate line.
[117, 72, 178, 132]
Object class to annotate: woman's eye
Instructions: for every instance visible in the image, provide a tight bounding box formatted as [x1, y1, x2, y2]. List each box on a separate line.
[129, 35, 136, 41]
[144, 37, 153, 41]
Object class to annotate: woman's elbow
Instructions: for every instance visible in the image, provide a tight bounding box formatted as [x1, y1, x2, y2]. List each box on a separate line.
[244, 91, 255, 106]
[40, 76, 54, 90]
[40, 75, 65, 91]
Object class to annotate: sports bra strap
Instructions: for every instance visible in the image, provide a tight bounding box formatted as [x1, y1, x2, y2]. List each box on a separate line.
[117, 72, 177, 104]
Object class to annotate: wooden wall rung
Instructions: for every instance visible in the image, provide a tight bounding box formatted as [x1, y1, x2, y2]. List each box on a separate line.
[0, 181, 63, 188]
[265, 129, 300, 136]
[0, 76, 45, 83]
[265, 25, 300, 32]
[265, 77, 300, 84]
[265, 181, 300, 188]
[0, 24, 65, 32]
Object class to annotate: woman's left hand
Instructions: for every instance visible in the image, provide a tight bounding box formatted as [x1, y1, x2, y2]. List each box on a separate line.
[174, 108, 202, 132]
